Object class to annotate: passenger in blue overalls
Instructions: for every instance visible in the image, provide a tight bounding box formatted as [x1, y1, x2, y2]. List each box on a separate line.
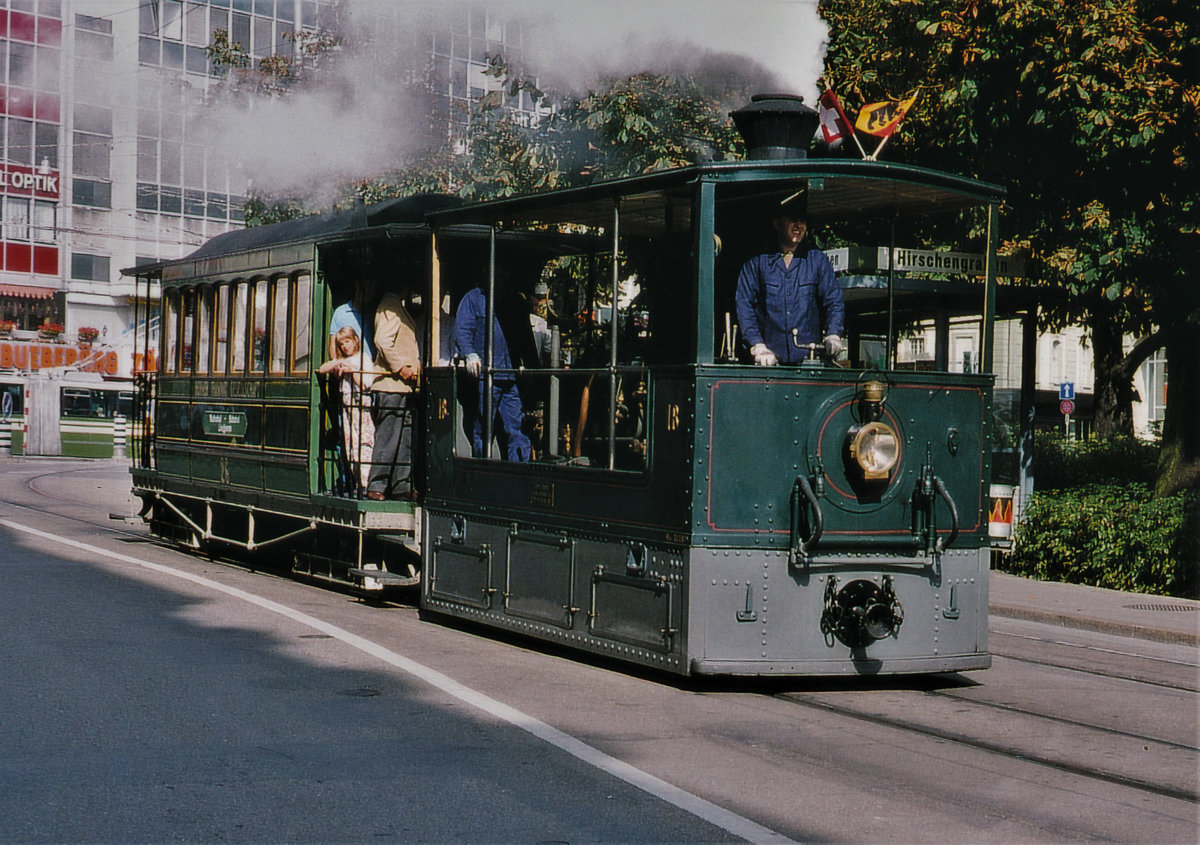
[453, 271, 540, 461]
[735, 195, 845, 365]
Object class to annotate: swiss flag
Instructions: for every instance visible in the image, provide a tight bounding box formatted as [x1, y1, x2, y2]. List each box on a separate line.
[818, 89, 854, 148]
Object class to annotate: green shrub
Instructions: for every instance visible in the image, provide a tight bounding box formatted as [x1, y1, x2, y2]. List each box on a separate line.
[1034, 433, 1160, 489]
[1007, 484, 1198, 598]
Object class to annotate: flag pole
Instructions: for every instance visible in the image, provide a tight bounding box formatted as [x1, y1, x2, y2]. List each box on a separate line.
[868, 133, 893, 161]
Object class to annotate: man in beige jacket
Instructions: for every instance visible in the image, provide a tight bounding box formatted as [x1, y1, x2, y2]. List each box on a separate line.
[366, 289, 421, 500]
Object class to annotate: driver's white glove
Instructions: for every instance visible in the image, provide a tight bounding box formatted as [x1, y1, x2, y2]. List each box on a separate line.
[464, 353, 482, 377]
[750, 343, 778, 366]
[823, 335, 844, 358]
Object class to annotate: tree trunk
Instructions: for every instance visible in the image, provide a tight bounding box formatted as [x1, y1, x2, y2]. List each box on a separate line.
[1090, 300, 1135, 439]
[1154, 320, 1200, 498]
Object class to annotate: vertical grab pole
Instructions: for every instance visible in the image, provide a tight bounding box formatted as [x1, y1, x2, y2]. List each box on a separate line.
[886, 215, 897, 370]
[608, 199, 620, 471]
[484, 223, 497, 459]
[981, 202, 999, 375]
[692, 180, 716, 365]
[429, 228, 441, 370]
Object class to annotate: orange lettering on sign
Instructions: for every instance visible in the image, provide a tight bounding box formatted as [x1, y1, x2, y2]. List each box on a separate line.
[0, 339, 118, 373]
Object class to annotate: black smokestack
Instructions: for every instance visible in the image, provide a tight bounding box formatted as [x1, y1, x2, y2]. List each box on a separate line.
[730, 93, 819, 160]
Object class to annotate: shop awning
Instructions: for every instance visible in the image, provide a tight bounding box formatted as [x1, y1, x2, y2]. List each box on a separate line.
[0, 283, 57, 299]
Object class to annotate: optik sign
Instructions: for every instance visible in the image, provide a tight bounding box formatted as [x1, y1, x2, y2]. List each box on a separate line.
[0, 164, 60, 199]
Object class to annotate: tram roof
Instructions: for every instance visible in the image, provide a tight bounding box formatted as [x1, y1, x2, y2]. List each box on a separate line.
[122, 193, 464, 277]
[427, 158, 1006, 232]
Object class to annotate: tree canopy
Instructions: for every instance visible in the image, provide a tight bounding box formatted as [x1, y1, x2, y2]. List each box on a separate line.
[820, 0, 1198, 495]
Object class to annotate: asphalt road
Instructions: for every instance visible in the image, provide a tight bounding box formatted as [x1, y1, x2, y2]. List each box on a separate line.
[0, 459, 1196, 844]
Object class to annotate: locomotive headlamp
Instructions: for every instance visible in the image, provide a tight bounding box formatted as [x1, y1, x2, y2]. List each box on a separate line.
[849, 421, 899, 480]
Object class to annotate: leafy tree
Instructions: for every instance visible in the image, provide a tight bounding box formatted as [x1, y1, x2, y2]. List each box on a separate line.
[820, 0, 1198, 496]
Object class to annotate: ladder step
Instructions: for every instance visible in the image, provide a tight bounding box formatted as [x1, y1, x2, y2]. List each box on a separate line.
[349, 567, 420, 587]
[377, 534, 420, 555]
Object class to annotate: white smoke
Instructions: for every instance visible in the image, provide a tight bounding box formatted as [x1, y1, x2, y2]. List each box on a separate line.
[197, 0, 829, 202]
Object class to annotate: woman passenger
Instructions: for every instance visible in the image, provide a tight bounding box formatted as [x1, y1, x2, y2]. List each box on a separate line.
[318, 326, 380, 491]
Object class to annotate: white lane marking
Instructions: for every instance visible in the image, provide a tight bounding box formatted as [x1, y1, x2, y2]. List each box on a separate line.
[3, 519, 797, 845]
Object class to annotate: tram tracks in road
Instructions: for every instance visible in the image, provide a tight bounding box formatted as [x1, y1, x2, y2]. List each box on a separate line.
[775, 678, 1200, 807]
[989, 628, 1200, 693]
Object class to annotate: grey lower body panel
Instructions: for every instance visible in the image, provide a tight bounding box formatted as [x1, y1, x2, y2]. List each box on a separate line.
[422, 507, 989, 677]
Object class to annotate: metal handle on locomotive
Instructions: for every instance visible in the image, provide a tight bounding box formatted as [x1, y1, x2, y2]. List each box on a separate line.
[790, 330, 832, 366]
[788, 475, 824, 565]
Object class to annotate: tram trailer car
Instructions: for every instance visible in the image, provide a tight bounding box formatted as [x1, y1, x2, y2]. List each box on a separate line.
[128, 97, 1005, 677]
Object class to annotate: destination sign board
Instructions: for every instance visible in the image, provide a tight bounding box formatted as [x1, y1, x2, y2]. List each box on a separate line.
[201, 410, 247, 437]
[824, 246, 1026, 277]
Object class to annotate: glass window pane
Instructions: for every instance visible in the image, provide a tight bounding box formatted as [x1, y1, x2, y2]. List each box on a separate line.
[184, 189, 205, 217]
[160, 140, 181, 184]
[196, 287, 211, 374]
[140, 0, 158, 36]
[9, 43, 35, 87]
[164, 291, 179, 374]
[5, 197, 30, 240]
[74, 132, 109, 178]
[163, 40, 184, 68]
[138, 37, 161, 65]
[231, 283, 248, 373]
[137, 137, 157, 181]
[251, 278, 268, 372]
[214, 285, 230, 374]
[136, 183, 158, 210]
[181, 290, 195, 373]
[186, 45, 206, 74]
[231, 13, 250, 49]
[206, 192, 227, 219]
[8, 119, 33, 166]
[74, 104, 112, 134]
[162, 0, 183, 40]
[35, 47, 60, 92]
[183, 143, 204, 187]
[185, 2, 207, 46]
[253, 18, 272, 56]
[292, 274, 311, 374]
[209, 8, 228, 42]
[270, 277, 289, 374]
[32, 200, 55, 243]
[160, 185, 181, 213]
[35, 121, 57, 168]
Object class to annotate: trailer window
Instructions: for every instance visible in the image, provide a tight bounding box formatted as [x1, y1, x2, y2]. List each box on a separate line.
[270, 276, 289, 375]
[231, 281, 248, 374]
[214, 284, 230, 374]
[251, 278, 268, 373]
[196, 286, 212, 375]
[180, 290, 195, 373]
[163, 290, 179, 374]
[292, 273, 311, 375]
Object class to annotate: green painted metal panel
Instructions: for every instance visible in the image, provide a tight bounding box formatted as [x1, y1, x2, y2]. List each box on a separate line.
[696, 366, 991, 550]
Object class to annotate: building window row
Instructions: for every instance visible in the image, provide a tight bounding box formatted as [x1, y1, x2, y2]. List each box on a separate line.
[137, 0, 328, 75]
[136, 182, 245, 222]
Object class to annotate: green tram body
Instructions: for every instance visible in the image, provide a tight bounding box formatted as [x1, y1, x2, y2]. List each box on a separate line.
[129, 158, 1005, 677]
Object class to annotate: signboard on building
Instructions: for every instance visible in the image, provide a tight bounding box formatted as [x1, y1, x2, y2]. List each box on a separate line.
[0, 164, 60, 199]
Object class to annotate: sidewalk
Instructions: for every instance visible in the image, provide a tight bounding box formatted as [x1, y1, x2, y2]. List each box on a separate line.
[990, 571, 1200, 647]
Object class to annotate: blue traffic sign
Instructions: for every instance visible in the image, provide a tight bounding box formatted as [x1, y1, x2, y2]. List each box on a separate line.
[1059, 382, 1075, 401]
